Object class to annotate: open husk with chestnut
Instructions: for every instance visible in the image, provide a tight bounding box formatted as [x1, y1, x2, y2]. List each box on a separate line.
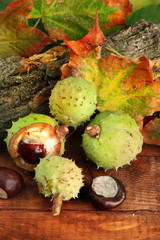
[5, 113, 69, 171]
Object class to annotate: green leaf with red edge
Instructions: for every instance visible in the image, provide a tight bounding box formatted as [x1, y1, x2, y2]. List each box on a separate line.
[64, 11, 107, 57]
[61, 13, 160, 126]
[29, 0, 132, 41]
[0, 0, 53, 58]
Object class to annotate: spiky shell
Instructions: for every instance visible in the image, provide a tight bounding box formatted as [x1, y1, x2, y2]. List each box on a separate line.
[4, 113, 68, 171]
[5, 113, 58, 149]
[35, 156, 84, 201]
[49, 77, 97, 128]
[82, 110, 143, 170]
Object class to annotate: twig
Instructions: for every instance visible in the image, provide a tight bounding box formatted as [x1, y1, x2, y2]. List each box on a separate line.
[52, 195, 63, 216]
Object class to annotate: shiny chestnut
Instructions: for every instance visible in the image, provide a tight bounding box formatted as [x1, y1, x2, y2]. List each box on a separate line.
[0, 167, 23, 199]
[18, 138, 46, 164]
[8, 123, 69, 171]
[89, 176, 126, 210]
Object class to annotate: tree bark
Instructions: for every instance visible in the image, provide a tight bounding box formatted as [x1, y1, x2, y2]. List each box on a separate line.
[0, 20, 160, 142]
[102, 19, 160, 60]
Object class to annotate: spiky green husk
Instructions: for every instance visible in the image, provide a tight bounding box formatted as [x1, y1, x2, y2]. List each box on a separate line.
[49, 77, 97, 128]
[5, 113, 58, 150]
[82, 110, 143, 170]
[35, 156, 84, 201]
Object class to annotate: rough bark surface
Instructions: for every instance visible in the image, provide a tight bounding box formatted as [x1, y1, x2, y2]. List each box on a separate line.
[102, 19, 160, 59]
[0, 20, 160, 142]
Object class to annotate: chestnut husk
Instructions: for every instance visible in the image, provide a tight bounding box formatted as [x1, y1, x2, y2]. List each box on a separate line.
[8, 123, 69, 171]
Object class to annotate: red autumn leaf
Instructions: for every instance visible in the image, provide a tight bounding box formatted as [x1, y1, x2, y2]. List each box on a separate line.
[0, 0, 53, 58]
[23, 27, 53, 57]
[62, 12, 106, 78]
[102, 0, 132, 30]
[99, 54, 154, 93]
[64, 11, 106, 57]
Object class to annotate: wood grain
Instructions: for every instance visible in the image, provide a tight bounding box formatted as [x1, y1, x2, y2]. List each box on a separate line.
[0, 130, 159, 240]
[0, 211, 159, 240]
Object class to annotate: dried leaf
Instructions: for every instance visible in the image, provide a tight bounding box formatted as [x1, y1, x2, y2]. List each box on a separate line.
[20, 45, 67, 73]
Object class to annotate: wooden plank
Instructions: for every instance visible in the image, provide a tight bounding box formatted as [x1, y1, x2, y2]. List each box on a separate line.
[0, 210, 159, 240]
[0, 131, 159, 239]
[0, 140, 159, 211]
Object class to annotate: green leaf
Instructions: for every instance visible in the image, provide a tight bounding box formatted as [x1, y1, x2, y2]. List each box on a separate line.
[0, 0, 19, 11]
[126, 4, 160, 25]
[30, 0, 117, 41]
[129, 0, 160, 11]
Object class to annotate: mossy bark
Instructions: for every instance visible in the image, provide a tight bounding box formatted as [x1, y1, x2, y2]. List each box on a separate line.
[0, 20, 160, 142]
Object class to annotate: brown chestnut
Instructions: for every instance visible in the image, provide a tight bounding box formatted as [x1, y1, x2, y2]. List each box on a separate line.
[8, 123, 69, 171]
[18, 138, 46, 164]
[89, 176, 126, 210]
[0, 167, 23, 199]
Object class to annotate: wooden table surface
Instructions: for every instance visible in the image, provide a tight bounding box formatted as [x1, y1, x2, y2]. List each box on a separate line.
[0, 130, 160, 240]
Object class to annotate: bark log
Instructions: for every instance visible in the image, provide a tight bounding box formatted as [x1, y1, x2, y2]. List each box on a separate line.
[102, 19, 160, 59]
[0, 20, 160, 142]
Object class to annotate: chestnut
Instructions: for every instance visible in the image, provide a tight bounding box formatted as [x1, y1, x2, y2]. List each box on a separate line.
[0, 167, 23, 199]
[89, 176, 126, 210]
[18, 138, 46, 164]
[8, 123, 69, 171]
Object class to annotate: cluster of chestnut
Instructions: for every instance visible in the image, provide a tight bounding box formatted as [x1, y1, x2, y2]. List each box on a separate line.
[0, 169, 126, 211]
[0, 113, 126, 212]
